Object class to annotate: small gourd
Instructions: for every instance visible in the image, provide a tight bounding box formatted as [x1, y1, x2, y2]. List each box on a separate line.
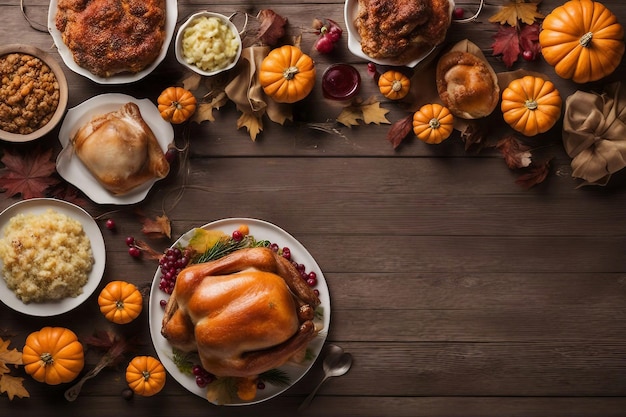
[22, 327, 85, 385]
[126, 355, 166, 397]
[501, 75, 562, 137]
[539, 0, 625, 83]
[157, 87, 197, 124]
[378, 70, 411, 100]
[98, 280, 143, 324]
[412, 103, 454, 144]
[259, 45, 316, 103]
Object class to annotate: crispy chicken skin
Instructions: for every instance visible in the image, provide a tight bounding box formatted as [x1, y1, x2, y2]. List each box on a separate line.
[55, 0, 166, 77]
[161, 247, 321, 378]
[355, 0, 451, 62]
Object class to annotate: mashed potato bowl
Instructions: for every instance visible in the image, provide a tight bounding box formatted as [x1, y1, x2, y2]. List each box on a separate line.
[175, 11, 242, 77]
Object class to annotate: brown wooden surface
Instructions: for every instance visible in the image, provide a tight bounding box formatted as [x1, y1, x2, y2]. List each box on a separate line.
[2, 0, 626, 416]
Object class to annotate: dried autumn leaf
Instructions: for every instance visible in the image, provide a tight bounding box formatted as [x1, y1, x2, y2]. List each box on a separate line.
[386, 114, 413, 149]
[337, 106, 362, 127]
[133, 240, 163, 260]
[496, 136, 532, 169]
[0, 338, 28, 400]
[237, 112, 263, 141]
[492, 25, 521, 68]
[182, 73, 202, 91]
[256, 9, 287, 46]
[192, 92, 229, 123]
[489, 0, 544, 27]
[459, 120, 490, 152]
[361, 101, 391, 125]
[519, 23, 541, 57]
[0, 374, 29, 400]
[0, 147, 60, 199]
[141, 214, 172, 239]
[516, 160, 551, 189]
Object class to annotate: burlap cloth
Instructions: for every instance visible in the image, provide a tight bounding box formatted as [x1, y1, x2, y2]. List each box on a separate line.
[563, 82, 626, 186]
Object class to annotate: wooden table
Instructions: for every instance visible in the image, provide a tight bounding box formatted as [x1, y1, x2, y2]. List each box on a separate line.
[2, 0, 626, 416]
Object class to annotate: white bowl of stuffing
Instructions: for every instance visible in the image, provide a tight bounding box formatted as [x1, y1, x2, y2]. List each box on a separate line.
[175, 11, 243, 77]
[0, 44, 68, 142]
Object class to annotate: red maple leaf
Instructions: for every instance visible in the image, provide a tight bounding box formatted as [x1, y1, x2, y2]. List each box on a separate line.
[492, 25, 521, 68]
[515, 160, 552, 190]
[0, 147, 61, 199]
[492, 22, 541, 68]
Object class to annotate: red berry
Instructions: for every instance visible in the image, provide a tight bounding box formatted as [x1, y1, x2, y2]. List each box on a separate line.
[232, 230, 243, 242]
[314, 34, 334, 54]
[128, 246, 141, 258]
[125, 236, 135, 246]
[105, 219, 116, 230]
[522, 50, 535, 61]
[165, 147, 177, 163]
[453, 7, 465, 19]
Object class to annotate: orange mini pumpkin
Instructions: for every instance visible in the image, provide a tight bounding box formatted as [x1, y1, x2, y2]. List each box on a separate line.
[539, 0, 625, 83]
[501, 75, 562, 137]
[126, 355, 166, 397]
[157, 87, 197, 124]
[98, 280, 143, 324]
[22, 327, 84, 385]
[378, 70, 411, 100]
[259, 45, 316, 103]
[412, 104, 454, 144]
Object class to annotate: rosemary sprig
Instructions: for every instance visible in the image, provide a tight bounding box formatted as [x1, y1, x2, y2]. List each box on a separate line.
[259, 368, 291, 387]
[195, 235, 270, 264]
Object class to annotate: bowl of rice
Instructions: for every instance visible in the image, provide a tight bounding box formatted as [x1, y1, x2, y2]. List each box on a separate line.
[175, 11, 242, 77]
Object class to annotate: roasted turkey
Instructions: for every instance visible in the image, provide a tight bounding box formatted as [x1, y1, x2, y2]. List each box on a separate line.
[161, 247, 322, 378]
[70, 102, 170, 195]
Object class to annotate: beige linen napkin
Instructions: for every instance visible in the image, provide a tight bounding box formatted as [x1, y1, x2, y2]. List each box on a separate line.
[563, 82, 626, 186]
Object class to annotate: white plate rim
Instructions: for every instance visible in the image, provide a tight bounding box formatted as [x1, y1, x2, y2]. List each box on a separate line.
[47, 0, 178, 84]
[148, 217, 331, 406]
[343, 0, 453, 67]
[55, 93, 174, 205]
[0, 198, 106, 317]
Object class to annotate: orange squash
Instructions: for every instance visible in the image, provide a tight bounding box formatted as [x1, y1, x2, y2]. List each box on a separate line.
[126, 355, 166, 397]
[501, 75, 562, 137]
[412, 104, 454, 144]
[539, 0, 625, 83]
[378, 70, 411, 100]
[157, 87, 197, 124]
[259, 45, 316, 103]
[98, 280, 143, 324]
[22, 327, 84, 385]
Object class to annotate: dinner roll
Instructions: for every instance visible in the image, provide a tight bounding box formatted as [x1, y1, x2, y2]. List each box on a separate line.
[436, 51, 499, 119]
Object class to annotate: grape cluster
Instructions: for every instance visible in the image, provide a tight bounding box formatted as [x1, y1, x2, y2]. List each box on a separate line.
[192, 365, 215, 388]
[158, 247, 192, 294]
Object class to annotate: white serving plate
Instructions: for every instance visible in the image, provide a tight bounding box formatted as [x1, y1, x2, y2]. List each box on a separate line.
[149, 218, 331, 405]
[344, 0, 454, 67]
[56, 93, 174, 205]
[47, 0, 178, 84]
[0, 198, 106, 316]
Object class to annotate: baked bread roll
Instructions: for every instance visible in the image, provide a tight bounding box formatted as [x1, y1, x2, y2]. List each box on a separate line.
[161, 247, 321, 379]
[436, 51, 500, 119]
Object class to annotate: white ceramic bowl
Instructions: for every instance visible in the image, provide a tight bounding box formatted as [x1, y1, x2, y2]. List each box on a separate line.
[175, 11, 243, 77]
[344, 0, 455, 67]
[0, 44, 68, 142]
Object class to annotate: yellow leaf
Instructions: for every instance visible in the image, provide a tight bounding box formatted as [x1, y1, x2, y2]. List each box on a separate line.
[337, 106, 363, 127]
[237, 112, 263, 141]
[0, 374, 30, 400]
[0, 339, 22, 367]
[361, 101, 391, 125]
[192, 92, 229, 123]
[489, 0, 543, 26]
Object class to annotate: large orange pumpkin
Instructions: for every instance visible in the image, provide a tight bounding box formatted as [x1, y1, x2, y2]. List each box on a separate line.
[539, 0, 625, 83]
